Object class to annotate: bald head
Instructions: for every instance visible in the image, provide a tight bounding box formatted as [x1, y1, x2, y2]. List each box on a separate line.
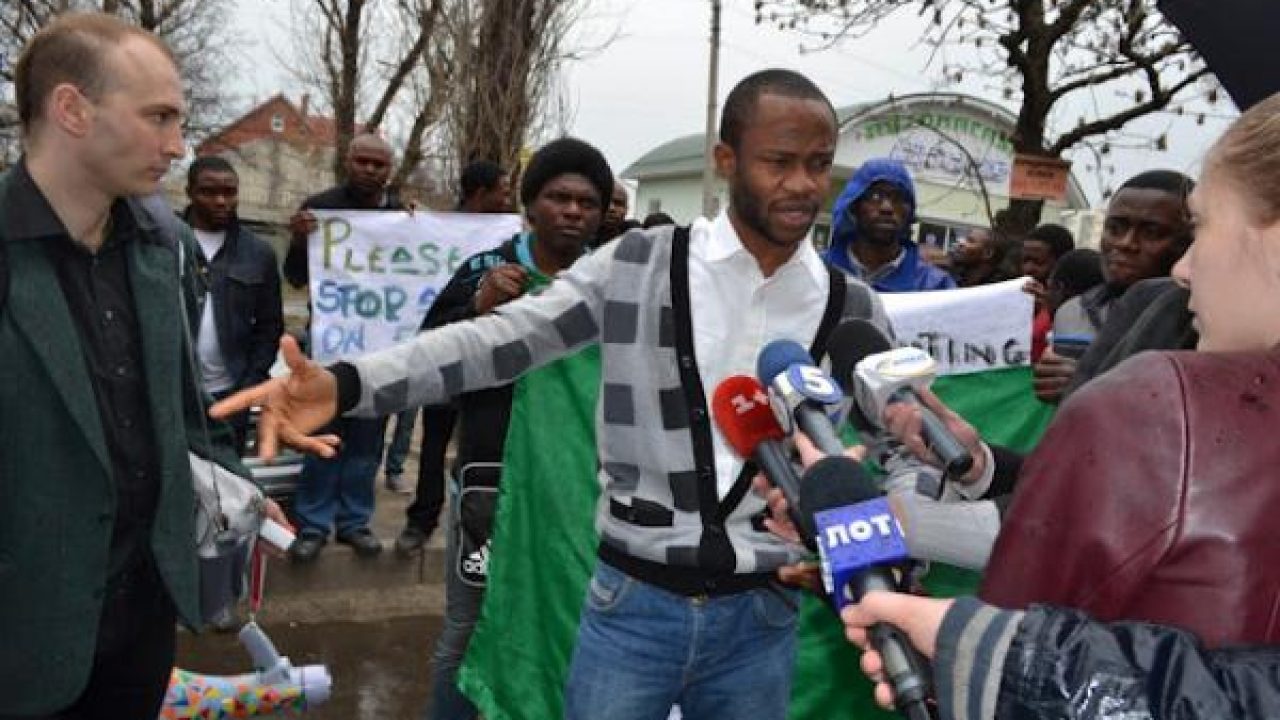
[345, 133, 393, 201]
[348, 133, 392, 156]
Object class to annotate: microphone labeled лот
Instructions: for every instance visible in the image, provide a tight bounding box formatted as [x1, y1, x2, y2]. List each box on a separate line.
[799, 455, 934, 720]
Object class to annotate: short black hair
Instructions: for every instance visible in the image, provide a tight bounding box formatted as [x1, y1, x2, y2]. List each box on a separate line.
[719, 69, 836, 149]
[187, 155, 237, 187]
[1049, 248, 1105, 297]
[642, 211, 675, 229]
[1025, 223, 1075, 259]
[460, 160, 504, 201]
[1118, 169, 1195, 198]
[519, 137, 613, 209]
[1116, 169, 1196, 248]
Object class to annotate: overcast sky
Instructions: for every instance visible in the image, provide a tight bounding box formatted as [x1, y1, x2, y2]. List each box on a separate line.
[230, 0, 1237, 205]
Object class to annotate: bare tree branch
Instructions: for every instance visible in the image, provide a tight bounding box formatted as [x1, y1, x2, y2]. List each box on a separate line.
[0, 0, 237, 135]
[1049, 68, 1210, 154]
[756, 0, 1214, 231]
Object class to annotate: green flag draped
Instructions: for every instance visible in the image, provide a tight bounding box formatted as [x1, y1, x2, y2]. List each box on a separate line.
[461, 357, 1052, 719]
[458, 345, 601, 719]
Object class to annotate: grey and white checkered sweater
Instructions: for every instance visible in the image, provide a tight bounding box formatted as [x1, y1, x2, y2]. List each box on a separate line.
[344, 226, 891, 578]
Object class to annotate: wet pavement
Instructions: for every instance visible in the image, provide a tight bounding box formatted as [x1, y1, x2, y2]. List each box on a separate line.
[176, 373, 448, 719]
[176, 615, 440, 720]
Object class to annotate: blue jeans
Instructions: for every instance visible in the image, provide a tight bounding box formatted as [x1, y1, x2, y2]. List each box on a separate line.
[565, 561, 799, 720]
[294, 416, 387, 537]
[383, 409, 416, 478]
[425, 478, 481, 720]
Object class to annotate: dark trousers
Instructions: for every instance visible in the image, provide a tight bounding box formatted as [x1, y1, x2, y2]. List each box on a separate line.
[405, 404, 454, 533]
[2, 554, 177, 720]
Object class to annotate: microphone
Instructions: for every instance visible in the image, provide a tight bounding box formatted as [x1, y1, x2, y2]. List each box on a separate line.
[756, 340, 847, 456]
[711, 375, 813, 545]
[828, 320, 973, 481]
[800, 456, 934, 720]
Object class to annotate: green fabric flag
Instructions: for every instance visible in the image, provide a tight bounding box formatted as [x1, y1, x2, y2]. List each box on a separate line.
[458, 345, 601, 720]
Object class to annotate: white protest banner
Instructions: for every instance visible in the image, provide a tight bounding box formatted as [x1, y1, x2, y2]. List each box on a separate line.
[307, 210, 522, 365]
[881, 277, 1033, 377]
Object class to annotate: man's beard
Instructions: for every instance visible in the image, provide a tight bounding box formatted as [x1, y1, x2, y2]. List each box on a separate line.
[730, 176, 808, 248]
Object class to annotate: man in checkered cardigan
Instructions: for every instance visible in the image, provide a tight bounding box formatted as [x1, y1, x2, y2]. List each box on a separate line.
[217, 69, 892, 719]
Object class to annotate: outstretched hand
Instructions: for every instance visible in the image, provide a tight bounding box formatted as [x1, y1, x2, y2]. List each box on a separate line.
[209, 335, 342, 461]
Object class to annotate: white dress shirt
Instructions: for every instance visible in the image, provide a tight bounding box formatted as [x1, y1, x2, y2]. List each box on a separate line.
[688, 211, 830, 497]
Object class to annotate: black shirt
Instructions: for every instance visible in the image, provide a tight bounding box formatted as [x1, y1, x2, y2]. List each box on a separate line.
[8, 161, 161, 582]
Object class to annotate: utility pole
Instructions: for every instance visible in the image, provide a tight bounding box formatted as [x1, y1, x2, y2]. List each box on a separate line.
[700, 0, 721, 218]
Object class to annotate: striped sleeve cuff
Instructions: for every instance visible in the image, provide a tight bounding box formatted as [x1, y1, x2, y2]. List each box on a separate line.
[935, 597, 1024, 720]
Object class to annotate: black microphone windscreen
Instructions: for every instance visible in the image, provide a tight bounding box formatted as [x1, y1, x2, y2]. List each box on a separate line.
[798, 456, 880, 519]
[827, 319, 893, 389]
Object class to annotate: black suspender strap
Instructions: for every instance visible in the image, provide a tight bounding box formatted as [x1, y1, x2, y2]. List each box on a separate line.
[667, 225, 737, 572]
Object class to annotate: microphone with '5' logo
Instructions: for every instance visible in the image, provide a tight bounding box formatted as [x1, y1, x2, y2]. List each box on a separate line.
[756, 340, 848, 456]
[711, 374, 813, 546]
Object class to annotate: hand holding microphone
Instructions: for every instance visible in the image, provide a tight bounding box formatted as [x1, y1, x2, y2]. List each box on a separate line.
[797, 451, 935, 720]
[828, 320, 975, 484]
[881, 386, 987, 487]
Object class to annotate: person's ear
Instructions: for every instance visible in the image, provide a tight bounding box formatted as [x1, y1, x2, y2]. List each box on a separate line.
[713, 141, 736, 180]
[49, 83, 93, 138]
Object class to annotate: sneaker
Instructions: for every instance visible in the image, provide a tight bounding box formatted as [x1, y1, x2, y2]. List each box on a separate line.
[336, 527, 383, 557]
[385, 473, 410, 495]
[288, 534, 327, 564]
[394, 525, 432, 557]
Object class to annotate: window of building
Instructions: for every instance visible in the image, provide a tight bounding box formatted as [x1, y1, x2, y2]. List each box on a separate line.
[270, 114, 285, 133]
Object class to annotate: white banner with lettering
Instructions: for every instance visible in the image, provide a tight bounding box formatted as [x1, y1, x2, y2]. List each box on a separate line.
[882, 277, 1033, 377]
[307, 210, 522, 364]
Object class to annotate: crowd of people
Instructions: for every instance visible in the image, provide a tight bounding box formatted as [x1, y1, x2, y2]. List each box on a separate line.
[5, 10, 1280, 720]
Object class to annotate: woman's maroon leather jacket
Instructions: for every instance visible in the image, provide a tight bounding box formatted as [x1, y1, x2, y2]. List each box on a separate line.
[981, 349, 1280, 649]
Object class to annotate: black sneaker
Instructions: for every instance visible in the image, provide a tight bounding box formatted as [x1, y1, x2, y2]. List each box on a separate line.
[288, 534, 327, 564]
[394, 525, 432, 557]
[337, 527, 383, 557]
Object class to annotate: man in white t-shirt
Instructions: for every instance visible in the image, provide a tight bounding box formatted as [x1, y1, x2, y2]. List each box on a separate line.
[183, 155, 284, 451]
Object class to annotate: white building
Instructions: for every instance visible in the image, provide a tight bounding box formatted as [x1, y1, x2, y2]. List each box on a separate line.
[622, 92, 1091, 250]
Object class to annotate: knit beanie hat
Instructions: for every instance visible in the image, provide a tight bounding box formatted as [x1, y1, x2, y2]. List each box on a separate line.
[520, 137, 614, 208]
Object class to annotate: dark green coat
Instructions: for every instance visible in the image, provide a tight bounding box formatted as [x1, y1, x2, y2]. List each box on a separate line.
[0, 169, 242, 714]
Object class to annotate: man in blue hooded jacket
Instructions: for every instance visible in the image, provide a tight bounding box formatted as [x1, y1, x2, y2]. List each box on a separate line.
[824, 157, 957, 292]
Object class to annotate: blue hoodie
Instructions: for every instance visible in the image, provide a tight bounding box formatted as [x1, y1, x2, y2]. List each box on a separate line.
[824, 158, 956, 293]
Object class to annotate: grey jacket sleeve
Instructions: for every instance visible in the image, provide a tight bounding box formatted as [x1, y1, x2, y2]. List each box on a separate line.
[344, 242, 613, 418]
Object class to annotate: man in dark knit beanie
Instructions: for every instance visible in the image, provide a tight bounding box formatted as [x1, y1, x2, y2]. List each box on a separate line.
[419, 136, 611, 720]
[520, 137, 614, 213]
